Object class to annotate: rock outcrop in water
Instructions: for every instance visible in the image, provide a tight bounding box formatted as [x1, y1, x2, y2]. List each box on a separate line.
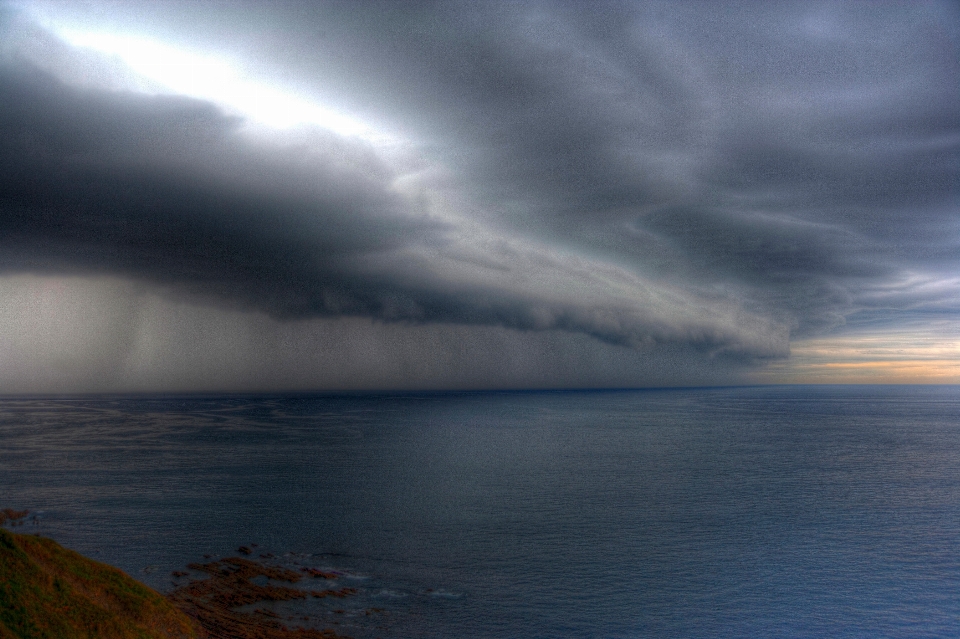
[167, 556, 346, 638]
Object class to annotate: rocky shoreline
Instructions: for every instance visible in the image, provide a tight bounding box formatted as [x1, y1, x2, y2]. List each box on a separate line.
[168, 553, 361, 638]
[1, 509, 365, 639]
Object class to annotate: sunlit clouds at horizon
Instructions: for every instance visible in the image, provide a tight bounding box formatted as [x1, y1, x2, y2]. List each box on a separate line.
[755, 322, 960, 384]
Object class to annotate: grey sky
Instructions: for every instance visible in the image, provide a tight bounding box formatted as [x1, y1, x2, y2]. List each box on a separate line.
[0, 1, 957, 391]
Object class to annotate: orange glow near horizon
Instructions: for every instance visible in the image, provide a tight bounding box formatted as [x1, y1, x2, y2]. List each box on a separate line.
[753, 326, 960, 384]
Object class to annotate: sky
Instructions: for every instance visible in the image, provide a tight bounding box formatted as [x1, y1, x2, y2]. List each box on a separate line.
[0, 0, 957, 392]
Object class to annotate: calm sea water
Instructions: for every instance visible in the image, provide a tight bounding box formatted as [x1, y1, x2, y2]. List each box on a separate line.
[1, 386, 958, 638]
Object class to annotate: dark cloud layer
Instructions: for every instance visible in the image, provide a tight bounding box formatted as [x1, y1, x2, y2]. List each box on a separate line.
[0, 58, 783, 356]
[0, 60, 428, 312]
[0, 0, 957, 388]
[368, 0, 960, 336]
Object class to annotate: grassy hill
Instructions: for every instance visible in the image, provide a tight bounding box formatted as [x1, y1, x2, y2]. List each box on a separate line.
[0, 526, 201, 639]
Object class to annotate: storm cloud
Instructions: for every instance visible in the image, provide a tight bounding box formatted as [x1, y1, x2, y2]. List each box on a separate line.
[0, 1, 957, 390]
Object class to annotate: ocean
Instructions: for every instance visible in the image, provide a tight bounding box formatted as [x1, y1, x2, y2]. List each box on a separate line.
[1, 385, 958, 638]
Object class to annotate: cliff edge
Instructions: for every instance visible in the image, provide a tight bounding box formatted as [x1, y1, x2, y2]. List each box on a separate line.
[0, 526, 201, 639]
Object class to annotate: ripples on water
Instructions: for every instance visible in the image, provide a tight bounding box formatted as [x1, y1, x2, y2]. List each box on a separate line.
[1, 386, 959, 638]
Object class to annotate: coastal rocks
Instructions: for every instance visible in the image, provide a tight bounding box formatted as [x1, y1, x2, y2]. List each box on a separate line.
[166, 556, 350, 639]
[302, 568, 340, 579]
[0, 508, 29, 526]
[2, 509, 364, 638]
[1, 506, 351, 639]
[310, 588, 358, 599]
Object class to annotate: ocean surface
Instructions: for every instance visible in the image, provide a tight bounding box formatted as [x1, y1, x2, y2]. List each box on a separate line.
[1, 385, 959, 638]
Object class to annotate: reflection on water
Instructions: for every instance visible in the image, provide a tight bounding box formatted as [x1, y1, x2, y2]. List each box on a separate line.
[2, 386, 959, 638]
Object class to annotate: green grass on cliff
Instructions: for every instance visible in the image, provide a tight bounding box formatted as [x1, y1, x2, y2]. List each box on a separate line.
[0, 528, 201, 639]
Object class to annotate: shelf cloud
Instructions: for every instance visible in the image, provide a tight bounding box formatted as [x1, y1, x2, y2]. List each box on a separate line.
[0, 1, 957, 390]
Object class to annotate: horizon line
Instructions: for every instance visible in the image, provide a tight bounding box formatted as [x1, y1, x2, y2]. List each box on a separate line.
[1, 382, 958, 400]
